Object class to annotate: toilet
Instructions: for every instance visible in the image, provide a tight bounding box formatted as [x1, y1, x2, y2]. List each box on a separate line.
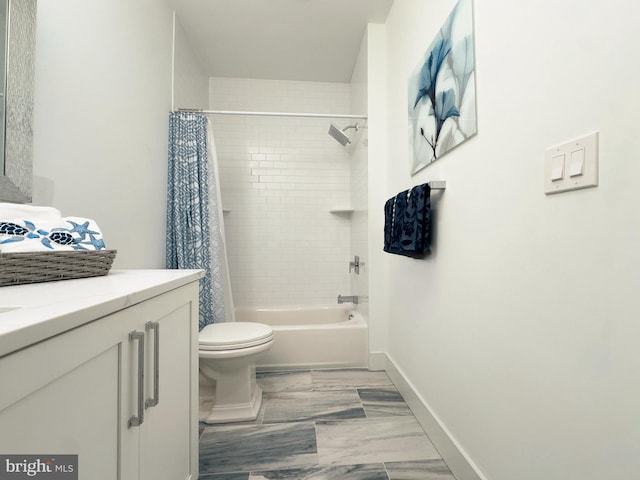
[199, 322, 274, 424]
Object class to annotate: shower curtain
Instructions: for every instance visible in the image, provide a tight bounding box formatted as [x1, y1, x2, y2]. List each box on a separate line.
[166, 112, 234, 329]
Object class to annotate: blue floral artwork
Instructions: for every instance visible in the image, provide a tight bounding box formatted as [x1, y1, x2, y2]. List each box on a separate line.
[408, 0, 477, 174]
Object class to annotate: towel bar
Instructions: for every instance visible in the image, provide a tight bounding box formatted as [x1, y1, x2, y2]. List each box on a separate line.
[427, 181, 446, 190]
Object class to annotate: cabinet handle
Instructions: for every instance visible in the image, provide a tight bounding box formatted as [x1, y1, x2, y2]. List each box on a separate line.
[128, 330, 145, 428]
[145, 321, 160, 409]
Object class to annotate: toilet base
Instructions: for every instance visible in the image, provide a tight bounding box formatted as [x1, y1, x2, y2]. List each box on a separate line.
[203, 385, 264, 424]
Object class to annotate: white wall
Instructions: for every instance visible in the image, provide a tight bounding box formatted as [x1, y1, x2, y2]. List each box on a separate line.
[32, 0, 174, 268]
[173, 15, 208, 109]
[210, 78, 352, 307]
[366, 23, 389, 364]
[380, 1, 640, 479]
[349, 31, 369, 309]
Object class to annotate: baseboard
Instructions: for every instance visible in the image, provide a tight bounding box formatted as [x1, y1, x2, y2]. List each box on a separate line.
[381, 353, 488, 480]
[368, 351, 387, 371]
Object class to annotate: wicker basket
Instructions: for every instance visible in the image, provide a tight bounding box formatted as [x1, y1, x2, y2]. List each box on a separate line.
[0, 250, 117, 287]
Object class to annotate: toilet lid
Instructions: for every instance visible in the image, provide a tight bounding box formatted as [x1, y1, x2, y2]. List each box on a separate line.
[199, 322, 274, 351]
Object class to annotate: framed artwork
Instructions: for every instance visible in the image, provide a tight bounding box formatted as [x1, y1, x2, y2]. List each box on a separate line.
[408, 0, 477, 174]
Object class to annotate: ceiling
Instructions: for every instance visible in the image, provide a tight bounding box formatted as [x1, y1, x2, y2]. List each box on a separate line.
[171, 0, 394, 83]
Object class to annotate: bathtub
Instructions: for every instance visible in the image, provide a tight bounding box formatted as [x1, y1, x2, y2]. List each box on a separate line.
[235, 305, 368, 371]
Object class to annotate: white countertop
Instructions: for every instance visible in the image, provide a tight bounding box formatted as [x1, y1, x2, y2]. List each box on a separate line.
[0, 269, 204, 358]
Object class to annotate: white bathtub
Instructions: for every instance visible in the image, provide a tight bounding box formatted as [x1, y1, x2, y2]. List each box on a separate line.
[235, 305, 368, 371]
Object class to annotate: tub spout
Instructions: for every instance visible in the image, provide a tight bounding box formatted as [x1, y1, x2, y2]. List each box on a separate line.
[337, 295, 358, 304]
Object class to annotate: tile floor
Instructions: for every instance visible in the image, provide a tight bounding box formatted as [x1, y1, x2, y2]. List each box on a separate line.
[199, 369, 457, 480]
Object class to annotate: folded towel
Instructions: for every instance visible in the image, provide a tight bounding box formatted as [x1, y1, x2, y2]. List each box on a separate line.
[0, 203, 63, 223]
[383, 183, 431, 258]
[61, 216, 106, 250]
[0, 216, 106, 253]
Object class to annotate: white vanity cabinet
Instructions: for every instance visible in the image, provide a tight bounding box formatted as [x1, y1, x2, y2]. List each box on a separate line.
[0, 270, 201, 480]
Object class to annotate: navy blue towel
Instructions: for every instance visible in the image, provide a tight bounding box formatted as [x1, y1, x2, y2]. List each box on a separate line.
[383, 183, 431, 258]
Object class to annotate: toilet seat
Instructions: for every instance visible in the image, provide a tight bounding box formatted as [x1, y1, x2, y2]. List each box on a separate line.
[199, 322, 274, 351]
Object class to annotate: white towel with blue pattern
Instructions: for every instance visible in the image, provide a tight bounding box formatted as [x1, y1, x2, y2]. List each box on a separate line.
[0, 203, 106, 253]
[0, 203, 64, 223]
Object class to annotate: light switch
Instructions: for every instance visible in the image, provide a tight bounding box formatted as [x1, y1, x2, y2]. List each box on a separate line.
[569, 149, 585, 177]
[544, 132, 598, 195]
[551, 154, 565, 181]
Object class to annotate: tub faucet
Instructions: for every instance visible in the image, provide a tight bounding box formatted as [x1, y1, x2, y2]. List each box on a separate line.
[337, 295, 358, 304]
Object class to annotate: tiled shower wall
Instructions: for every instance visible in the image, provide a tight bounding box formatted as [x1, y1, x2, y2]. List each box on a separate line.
[210, 78, 353, 307]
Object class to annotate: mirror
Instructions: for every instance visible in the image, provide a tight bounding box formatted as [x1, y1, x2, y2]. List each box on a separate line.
[0, 0, 36, 203]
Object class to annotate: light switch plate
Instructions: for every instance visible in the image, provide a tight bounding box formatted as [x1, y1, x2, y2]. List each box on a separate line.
[544, 132, 598, 195]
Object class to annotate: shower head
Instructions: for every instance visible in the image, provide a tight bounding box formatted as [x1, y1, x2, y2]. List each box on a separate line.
[328, 122, 359, 147]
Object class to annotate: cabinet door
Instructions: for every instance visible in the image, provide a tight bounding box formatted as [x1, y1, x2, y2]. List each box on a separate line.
[0, 280, 199, 480]
[138, 285, 199, 480]
[0, 311, 131, 480]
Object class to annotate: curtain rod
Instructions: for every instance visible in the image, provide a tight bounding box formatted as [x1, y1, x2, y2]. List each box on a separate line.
[177, 108, 367, 120]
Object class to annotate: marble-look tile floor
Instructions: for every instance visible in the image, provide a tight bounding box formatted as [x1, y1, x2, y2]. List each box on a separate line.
[199, 369, 457, 480]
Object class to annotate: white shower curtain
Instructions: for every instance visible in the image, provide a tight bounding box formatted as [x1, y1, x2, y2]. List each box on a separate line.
[206, 118, 235, 323]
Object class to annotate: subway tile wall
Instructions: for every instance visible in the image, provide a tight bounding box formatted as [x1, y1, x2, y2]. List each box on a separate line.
[210, 78, 353, 307]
